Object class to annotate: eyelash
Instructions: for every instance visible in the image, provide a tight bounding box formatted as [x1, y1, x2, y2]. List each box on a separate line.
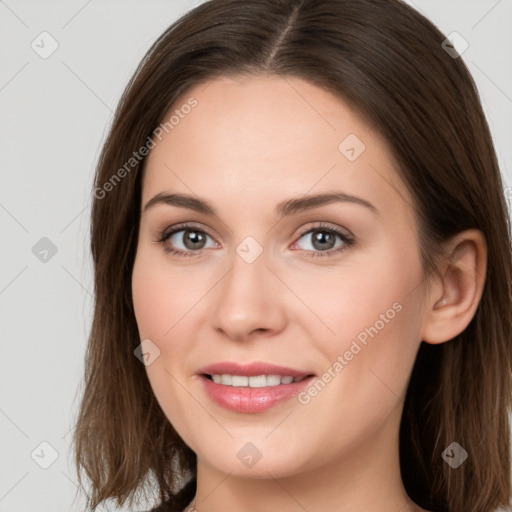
[155, 222, 355, 259]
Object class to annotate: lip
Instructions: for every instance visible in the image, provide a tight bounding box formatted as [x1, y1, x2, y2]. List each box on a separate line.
[197, 361, 313, 378]
[197, 361, 316, 413]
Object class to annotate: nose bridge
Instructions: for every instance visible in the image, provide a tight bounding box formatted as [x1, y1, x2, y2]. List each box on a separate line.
[210, 236, 285, 339]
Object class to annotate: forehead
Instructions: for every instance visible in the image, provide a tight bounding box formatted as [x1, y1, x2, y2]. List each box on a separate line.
[147, 74, 370, 165]
[141, 74, 412, 221]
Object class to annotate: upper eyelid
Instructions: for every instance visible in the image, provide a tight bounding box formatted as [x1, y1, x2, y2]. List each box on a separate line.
[295, 223, 353, 239]
[162, 222, 219, 242]
[161, 221, 353, 245]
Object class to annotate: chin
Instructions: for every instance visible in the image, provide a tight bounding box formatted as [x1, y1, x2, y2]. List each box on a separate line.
[193, 439, 315, 479]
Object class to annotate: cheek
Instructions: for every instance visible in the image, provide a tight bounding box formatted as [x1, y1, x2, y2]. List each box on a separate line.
[131, 250, 208, 391]
[131, 260, 166, 340]
[131, 250, 196, 340]
[306, 241, 424, 392]
[292, 243, 422, 345]
[132, 254, 202, 441]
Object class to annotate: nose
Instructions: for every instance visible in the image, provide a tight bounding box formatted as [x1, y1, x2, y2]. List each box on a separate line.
[210, 244, 288, 342]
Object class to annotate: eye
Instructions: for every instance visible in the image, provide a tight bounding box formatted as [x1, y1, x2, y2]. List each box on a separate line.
[156, 223, 218, 257]
[155, 222, 355, 258]
[291, 223, 355, 258]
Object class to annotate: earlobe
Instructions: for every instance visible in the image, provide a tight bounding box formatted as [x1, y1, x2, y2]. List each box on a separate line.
[421, 229, 487, 344]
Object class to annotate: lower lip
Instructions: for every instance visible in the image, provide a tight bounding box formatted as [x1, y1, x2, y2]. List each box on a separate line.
[199, 374, 315, 413]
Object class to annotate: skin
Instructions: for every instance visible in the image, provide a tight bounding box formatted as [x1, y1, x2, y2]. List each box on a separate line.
[131, 74, 487, 512]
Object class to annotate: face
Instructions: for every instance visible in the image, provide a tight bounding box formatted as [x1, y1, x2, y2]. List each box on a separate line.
[132, 74, 429, 478]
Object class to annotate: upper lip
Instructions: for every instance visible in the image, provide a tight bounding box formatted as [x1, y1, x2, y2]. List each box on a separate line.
[197, 361, 315, 378]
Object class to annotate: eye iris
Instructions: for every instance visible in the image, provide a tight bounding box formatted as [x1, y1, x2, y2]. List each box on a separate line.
[312, 230, 335, 251]
[173, 228, 340, 252]
[183, 229, 206, 250]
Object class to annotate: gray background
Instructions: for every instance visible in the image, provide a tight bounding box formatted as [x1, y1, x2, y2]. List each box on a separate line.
[1, 1, 511, 511]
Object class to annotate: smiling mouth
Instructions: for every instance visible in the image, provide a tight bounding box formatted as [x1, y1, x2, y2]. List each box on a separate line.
[198, 368, 317, 413]
[202, 374, 315, 387]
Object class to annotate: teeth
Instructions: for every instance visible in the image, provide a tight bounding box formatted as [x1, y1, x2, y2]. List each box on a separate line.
[220, 374, 232, 385]
[232, 375, 249, 386]
[209, 374, 305, 387]
[248, 375, 267, 387]
[264, 375, 281, 387]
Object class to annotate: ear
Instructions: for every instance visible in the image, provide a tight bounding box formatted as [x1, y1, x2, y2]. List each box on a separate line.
[421, 229, 487, 344]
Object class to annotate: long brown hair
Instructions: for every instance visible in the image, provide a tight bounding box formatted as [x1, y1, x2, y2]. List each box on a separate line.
[72, 1, 512, 511]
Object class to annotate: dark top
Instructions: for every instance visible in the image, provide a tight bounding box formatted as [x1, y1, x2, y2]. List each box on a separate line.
[147, 477, 197, 512]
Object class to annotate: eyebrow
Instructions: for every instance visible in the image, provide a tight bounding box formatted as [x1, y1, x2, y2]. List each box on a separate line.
[143, 191, 378, 217]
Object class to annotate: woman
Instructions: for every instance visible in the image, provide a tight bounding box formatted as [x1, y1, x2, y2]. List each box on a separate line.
[72, 1, 512, 511]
